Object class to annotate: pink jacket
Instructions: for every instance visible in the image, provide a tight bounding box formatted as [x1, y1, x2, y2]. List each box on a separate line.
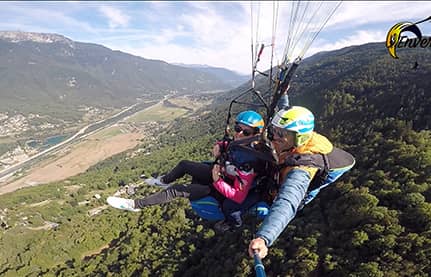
[213, 167, 256, 204]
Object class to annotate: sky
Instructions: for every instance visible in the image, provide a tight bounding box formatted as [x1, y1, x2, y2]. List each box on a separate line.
[1, 1, 431, 75]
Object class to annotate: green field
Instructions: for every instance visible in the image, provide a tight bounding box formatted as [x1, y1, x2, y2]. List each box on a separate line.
[93, 126, 123, 140]
[0, 139, 17, 157]
[125, 103, 189, 123]
[0, 137, 16, 144]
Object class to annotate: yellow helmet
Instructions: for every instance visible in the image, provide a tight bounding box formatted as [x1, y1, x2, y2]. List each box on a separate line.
[271, 106, 314, 146]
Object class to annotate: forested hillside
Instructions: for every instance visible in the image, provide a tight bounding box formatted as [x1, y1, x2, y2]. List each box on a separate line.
[0, 31, 233, 119]
[0, 42, 429, 276]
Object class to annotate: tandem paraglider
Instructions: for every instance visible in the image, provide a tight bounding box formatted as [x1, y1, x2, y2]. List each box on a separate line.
[107, 1, 355, 276]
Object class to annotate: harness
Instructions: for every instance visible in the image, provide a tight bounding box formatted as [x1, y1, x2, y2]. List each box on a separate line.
[278, 147, 355, 206]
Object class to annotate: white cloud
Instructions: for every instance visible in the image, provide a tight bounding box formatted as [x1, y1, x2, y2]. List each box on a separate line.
[307, 30, 385, 57]
[328, 1, 431, 30]
[179, 8, 238, 46]
[116, 2, 250, 74]
[117, 40, 252, 76]
[0, 4, 97, 34]
[99, 6, 130, 28]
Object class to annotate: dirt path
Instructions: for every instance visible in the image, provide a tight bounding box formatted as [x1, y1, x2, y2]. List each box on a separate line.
[82, 243, 110, 260]
[28, 199, 52, 207]
[88, 205, 109, 216]
[0, 132, 144, 195]
[27, 221, 59, 231]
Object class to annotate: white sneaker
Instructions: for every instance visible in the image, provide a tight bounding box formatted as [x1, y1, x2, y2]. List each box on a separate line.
[144, 176, 168, 187]
[107, 196, 141, 212]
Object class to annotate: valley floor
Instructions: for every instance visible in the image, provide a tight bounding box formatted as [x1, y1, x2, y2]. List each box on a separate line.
[0, 132, 144, 195]
[0, 95, 208, 195]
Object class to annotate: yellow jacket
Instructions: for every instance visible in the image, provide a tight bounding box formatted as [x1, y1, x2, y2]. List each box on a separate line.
[278, 132, 333, 183]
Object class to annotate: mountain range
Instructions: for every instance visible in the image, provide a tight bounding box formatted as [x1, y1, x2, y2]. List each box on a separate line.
[0, 31, 246, 117]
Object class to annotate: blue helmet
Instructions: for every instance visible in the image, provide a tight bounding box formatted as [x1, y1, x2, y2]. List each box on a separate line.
[235, 110, 264, 129]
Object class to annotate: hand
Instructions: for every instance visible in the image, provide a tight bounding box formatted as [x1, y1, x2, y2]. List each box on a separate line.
[212, 144, 221, 158]
[248, 237, 268, 259]
[212, 164, 221, 182]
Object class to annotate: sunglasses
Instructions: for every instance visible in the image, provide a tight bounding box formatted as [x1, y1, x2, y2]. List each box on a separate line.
[267, 125, 290, 140]
[234, 124, 255, 136]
